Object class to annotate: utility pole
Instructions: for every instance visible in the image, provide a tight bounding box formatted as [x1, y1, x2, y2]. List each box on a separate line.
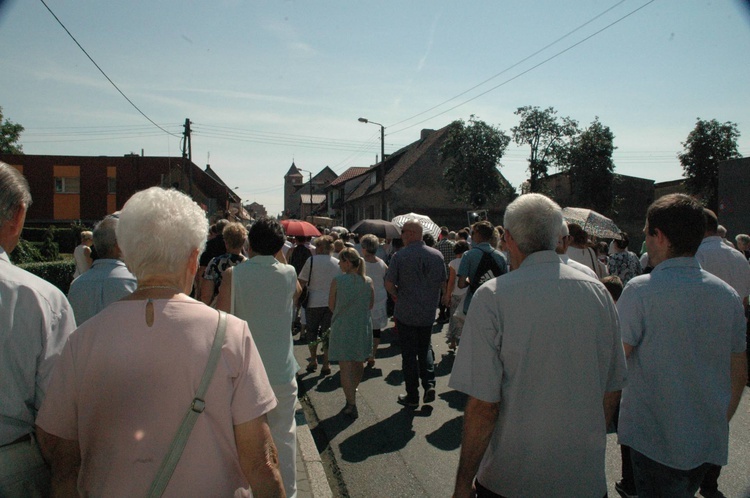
[182, 118, 193, 197]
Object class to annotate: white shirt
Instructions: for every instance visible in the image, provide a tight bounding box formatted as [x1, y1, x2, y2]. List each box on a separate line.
[449, 251, 625, 497]
[696, 235, 750, 299]
[0, 246, 77, 444]
[299, 254, 341, 308]
[559, 254, 598, 279]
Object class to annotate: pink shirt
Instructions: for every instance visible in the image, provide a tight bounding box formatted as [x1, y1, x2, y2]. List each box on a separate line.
[37, 298, 277, 497]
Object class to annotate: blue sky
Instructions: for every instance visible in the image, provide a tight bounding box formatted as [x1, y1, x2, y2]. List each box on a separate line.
[2, 0, 749, 216]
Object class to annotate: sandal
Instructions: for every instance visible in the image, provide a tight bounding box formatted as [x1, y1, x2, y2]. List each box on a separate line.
[320, 365, 331, 376]
[306, 361, 318, 373]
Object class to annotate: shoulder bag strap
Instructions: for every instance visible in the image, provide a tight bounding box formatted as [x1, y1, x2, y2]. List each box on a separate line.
[147, 311, 228, 498]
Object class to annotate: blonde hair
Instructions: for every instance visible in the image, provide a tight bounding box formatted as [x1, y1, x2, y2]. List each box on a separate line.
[222, 222, 247, 251]
[80, 231, 93, 242]
[338, 247, 366, 279]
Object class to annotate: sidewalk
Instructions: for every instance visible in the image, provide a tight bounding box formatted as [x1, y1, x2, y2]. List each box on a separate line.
[295, 400, 333, 498]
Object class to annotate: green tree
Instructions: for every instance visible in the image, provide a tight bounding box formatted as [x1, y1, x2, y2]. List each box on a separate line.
[0, 106, 24, 154]
[512, 106, 578, 193]
[565, 117, 616, 215]
[678, 118, 740, 212]
[440, 116, 513, 207]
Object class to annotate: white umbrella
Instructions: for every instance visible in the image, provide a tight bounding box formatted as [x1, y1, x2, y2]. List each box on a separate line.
[391, 213, 441, 239]
[562, 207, 622, 240]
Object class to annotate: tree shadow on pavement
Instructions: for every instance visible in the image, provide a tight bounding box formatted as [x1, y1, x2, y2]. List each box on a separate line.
[338, 410, 418, 463]
[425, 415, 463, 451]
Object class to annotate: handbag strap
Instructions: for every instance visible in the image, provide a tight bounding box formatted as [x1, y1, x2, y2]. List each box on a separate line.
[147, 311, 228, 498]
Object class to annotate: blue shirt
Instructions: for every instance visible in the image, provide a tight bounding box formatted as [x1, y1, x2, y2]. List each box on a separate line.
[617, 257, 746, 469]
[457, 242, 508, 313]
[68, 258, 137, 325]
[385, 241, 446, 326]
[231, 256, 299, 385]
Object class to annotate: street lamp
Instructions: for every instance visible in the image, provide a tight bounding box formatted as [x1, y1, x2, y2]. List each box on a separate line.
[358, 117, 387, 220]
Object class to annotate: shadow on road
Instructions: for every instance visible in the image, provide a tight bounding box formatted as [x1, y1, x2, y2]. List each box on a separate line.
[425, 415, 464, 451]
[384, 369, 404, 386]
[434, 352, 455, 377]
[338, 410, 418, 462]
[439, 390, 467, 412]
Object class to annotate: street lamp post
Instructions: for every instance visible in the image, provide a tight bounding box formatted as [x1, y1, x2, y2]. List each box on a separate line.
[358, 117, 387, 220]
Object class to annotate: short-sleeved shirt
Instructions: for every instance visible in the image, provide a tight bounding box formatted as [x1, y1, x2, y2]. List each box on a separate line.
[232, 255, 300, 386]
[37, 299, 276, 497]
[607, 250, 642, 284]
[435, 238, 455, 276]
[68, 258, 137, 325]
[203, 253, 246, 300]
[617, 257, 746, 470]
[449, 250, 626, 497]
[696, 235, 750, 299]
[457, 242, 507, 312]
[385, 241, 446, 327]
[0, 247, 77, 445]
[299, 254, 341, 309]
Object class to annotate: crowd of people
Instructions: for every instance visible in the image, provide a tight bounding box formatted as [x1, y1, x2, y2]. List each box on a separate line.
[1, 157, 748, 497]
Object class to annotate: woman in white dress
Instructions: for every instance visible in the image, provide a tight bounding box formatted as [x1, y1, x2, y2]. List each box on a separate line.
[360, 234, 388, 368]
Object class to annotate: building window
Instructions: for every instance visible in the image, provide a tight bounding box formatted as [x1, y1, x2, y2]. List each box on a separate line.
[108, 177, 116, 194]
[370, 172, 377, 186]
[54, 177, 80, 194]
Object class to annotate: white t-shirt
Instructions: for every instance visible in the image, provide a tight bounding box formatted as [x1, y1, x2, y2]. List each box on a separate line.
[299, 254, 341, 308]
[449, 258, 467, 296]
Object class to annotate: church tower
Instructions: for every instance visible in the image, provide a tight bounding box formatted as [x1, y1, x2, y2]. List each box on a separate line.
[284, 161, 303, 218]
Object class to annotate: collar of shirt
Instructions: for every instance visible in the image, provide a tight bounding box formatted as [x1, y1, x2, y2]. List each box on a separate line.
[700, 235, 723, 247]
[472, 241, 496, 253]
[0, 246, 9, 264]
[248, 254, 280, 266]
[518, 250, 563, 269]
[651, 256, 700, 273]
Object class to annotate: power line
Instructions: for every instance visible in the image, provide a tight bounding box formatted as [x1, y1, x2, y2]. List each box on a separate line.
[388, 0, 657, 135]
[39, 0, 180, 138]
[388, 0, 627, 129]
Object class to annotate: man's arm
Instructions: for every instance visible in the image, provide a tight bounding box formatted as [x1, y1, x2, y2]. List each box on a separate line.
[453, 396, 499, 498]
[384, 280, 397, 300]
[603, 390, 621, 428]
[456, 275, 469, 289]
[199, 275, 215, 305]
[234, 415, 285, 498]
[36, 426, 81, 498]
[728, 352, 748, 421]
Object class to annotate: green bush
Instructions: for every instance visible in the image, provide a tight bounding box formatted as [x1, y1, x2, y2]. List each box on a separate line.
[10, 238, 44, 264]
[18, 260, 75, 294]
[40, 226, 60, 261]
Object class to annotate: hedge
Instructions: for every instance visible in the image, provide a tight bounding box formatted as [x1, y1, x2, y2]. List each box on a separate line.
[18, 260, 76, 294]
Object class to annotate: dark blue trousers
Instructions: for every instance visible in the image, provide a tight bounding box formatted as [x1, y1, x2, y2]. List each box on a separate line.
[398, 323, 435, 399]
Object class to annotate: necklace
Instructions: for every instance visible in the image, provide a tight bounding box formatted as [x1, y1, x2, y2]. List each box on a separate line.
[137, 285, 183, 293]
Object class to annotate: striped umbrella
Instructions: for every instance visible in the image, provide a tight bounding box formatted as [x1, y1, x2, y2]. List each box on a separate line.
[391, 213, 441, 239]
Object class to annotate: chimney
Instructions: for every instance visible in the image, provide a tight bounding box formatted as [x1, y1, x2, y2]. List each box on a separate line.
[420, 129, 435, 140]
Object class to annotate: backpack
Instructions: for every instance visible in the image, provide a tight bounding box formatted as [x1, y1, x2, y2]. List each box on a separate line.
[470, 250, 504, 292]
[289, 245, 313, 275]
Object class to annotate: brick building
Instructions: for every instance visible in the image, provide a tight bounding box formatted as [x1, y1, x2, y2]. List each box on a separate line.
[0, 153, 240, 226]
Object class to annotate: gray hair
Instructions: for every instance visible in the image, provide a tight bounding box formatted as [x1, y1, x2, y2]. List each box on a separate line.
[717, 225, 727, 237]
[559, 219, 569, 237]
[0, 161, 32, 226]
[116, 187, 207, 279]
[504, 193, 563, 255]
[93, 216, 120, 259]
[360, 234, 380, 254]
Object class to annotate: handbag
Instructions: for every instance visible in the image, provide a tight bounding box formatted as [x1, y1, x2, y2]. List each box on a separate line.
[147, 311, 228, 498]
[299, 255, 313, 308]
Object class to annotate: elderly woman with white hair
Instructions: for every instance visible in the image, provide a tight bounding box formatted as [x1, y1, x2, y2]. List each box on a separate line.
[36, 188, 285, 498]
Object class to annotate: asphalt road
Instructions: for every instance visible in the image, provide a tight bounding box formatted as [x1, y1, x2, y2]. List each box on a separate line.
[295, 321, 750, 498]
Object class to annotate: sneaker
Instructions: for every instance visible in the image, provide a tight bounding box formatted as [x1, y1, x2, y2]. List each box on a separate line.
[614, 480, 637, 498]
[397, 394, 419, 408]
[423, 387, 436, 404]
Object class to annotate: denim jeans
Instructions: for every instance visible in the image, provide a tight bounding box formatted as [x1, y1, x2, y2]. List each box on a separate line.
[0, 436, 50, 498]
[630, 448, 711, 498]
[398, 323, 435, 399]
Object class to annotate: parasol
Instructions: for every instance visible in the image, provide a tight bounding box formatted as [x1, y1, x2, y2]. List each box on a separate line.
[562, 207, 622, 240]
[350, 219, 401, 239]
[391, 213, 441, 239]
[280, 219, 321, 237]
